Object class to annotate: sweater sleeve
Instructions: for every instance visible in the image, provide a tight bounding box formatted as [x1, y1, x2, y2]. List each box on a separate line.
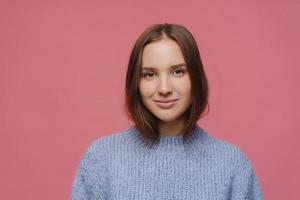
[230, 150, 263, 200]
[70, 140, 107, 200]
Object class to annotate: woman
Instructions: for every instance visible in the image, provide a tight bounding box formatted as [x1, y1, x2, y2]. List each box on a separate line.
[71, 23, 263, 199]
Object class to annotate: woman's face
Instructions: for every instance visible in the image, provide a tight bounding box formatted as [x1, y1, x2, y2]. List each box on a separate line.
[139, 39, 192, 123]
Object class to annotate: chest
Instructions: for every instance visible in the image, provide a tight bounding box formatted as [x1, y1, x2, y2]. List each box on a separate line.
[105, 153, 233, 200]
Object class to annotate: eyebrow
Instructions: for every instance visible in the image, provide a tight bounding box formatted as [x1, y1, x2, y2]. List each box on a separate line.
[141, 63, 186, 70]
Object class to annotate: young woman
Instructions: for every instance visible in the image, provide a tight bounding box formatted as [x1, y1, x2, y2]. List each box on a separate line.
[71, 23, 263, 200]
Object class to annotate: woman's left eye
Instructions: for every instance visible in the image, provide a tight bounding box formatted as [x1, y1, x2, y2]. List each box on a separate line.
[173, 69, 186, 76]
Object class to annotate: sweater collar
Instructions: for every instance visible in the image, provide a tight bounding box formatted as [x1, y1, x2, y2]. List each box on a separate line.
[127, 125, 209, 154]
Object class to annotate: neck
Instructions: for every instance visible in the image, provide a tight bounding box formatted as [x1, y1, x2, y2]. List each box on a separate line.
[158, 117, 185, 136]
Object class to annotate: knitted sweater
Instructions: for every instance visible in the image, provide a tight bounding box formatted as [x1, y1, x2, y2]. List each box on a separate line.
[71, 125, 263, 200]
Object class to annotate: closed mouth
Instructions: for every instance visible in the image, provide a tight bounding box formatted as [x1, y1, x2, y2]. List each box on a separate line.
[153, 99, 178, 103]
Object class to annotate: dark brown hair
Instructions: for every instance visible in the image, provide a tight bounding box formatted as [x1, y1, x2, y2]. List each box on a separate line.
[124, 23, 209, 146]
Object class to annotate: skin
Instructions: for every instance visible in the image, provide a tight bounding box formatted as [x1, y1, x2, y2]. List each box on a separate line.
[139, 38, 192, 136]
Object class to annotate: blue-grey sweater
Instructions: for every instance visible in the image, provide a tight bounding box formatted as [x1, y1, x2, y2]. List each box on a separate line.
[71, 125, 263, 199]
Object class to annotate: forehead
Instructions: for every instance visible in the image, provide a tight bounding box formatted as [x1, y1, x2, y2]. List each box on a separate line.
[141, 39, 185, 68]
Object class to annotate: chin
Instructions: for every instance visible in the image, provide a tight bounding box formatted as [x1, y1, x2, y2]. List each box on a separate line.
[155, 114, 181, 123]
[158, 118, 177, 123]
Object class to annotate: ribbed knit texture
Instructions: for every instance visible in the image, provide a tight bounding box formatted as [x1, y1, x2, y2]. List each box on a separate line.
[71, 125, 263, 200]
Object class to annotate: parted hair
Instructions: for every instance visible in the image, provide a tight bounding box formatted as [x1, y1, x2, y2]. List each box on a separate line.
[124, 23, 209, 146]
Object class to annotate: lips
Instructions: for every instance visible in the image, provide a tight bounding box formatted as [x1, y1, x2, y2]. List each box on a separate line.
[153, 99, 178, 109]
[154, 99, 178, 103]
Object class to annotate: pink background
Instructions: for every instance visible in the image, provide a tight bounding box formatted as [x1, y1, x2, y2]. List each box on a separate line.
[1, 0, 299, 199]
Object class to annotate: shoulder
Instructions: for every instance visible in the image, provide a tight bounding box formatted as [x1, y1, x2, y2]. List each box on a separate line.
[78, 128, 131, 169]
[71, 130, 130, 199]
[199, 128, 253, 169]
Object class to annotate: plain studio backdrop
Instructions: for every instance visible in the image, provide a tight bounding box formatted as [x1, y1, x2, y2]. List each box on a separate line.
[0, 0, 299, 199]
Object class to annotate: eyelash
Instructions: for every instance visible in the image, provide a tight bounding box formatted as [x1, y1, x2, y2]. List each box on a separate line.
[142, 69, 186, 79]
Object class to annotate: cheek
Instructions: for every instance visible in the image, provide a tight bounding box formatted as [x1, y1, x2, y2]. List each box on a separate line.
[139, 81, 156, 98]
[174, 77, 192, 96]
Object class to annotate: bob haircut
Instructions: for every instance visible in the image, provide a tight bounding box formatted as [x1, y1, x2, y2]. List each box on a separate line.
[125, 23, 209, 146]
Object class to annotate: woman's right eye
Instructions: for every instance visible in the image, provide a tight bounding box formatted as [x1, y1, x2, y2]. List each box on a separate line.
[142, 72, 156, 79]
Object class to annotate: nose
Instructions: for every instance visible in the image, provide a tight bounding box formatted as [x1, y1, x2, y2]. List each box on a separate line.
[157, 75, 172, 96]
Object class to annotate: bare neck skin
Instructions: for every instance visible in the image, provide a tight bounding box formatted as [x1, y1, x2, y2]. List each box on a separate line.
[158, 116, 185, 136]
